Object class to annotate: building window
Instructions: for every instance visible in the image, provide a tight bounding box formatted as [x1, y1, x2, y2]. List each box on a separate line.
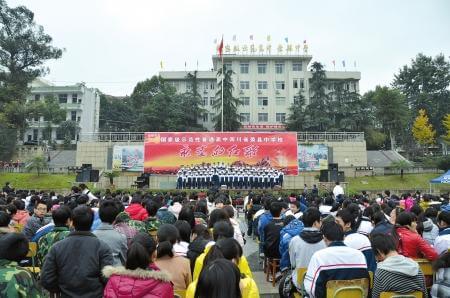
[294, 96, 302, 104]
[204, 82, 209, 90]
[224, 63, 232, 72]
[353, 82, 357, 91]
[209, 113, 215, 121]
[33, 129, 38, 141]
[33, 116, 39, 122]
[241, 97, 250, 106]
[77, 116, 81, 122]
[258, 97, 268, 106]
[210, 97, 215, 106]
[276, 113, 286, 123]
[257, 81, 268, 90]
[275, 81, 285, 90]
[34, 94, 40, 101]
[240, 81, 250, 90]
[258, 113, 268, 122]
[240, 113, 250, 122]
[210, 82, 215, 89]
[257, 63, 267, 74]
[202, 97, 208, 106]
[72, 93, 78, 103]
[293, 79, 298, 89]
[275, 62, 284, 74]
[345, 83, 350, 91]
[292, 62, 303, 71]
[58, 94, 68, 103]
[240, 63, 249, 74]
[276, 97, 286, 106]
[300, 79, 305, 89]
[186, 82, 192, 91]
[71, 111, 77, 121]
[202, 113, 208, 122]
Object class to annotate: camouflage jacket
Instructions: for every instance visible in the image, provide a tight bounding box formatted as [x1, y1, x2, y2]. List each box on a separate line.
[37, 226, 70, 266]
[0, 259, 43, 298]
[127, 220, 147, 233]
[144, 217, 162, 232]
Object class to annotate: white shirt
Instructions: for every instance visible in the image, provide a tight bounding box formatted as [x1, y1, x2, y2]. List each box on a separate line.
[333, 185, 344, 198]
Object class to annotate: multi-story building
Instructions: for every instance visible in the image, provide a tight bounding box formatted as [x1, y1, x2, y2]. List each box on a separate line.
[23, 79, 100, 144]
[160, 53, 360, 131]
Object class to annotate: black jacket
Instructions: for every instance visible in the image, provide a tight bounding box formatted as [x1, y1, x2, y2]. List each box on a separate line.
[41, 231, 114, 298]
[187, 237, 209, 273]
[263, 218, 284, 258]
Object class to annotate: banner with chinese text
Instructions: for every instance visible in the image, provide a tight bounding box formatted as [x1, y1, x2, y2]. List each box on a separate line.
[144, 132, 298, 175]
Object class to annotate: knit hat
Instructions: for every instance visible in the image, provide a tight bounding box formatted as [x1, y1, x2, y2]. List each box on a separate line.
[0, 233, 29, 261]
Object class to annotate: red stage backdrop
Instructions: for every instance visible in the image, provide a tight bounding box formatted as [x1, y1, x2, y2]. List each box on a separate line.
[144, 132, 298, 175]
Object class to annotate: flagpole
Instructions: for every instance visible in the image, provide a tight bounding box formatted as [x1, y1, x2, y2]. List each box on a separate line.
[221, 46, 224, 132]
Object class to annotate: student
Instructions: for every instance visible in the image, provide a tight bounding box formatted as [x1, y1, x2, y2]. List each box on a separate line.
[335, 209, 377, 273]
[432, 251, 450, 298]
[393, 212, 438, 261]
[37, 206, 72, 265]
[155, 224, 192, 290]
[11, 199, 30, 226]
[125, 195, 148, 221]
[370, 211, 393, 236]
[144, 200, 162, 233]
[174, 220, 191, 257]
[371, 234, 427, 298]
[286, 208, 326, 296]
[194, 259, 242, 298]
[103, 233, 173, 298]
[186, 238, 258, 298]
[263, 202, 284, 259]
[187, 224, 211, 273]
[41, 206, 114, 297]
[304, 221, 369, 298]
[0, 233, 42, 297]
[93, 200, 128, 266]
[434, 211, 450, 255]
[22, 199, 51, 240]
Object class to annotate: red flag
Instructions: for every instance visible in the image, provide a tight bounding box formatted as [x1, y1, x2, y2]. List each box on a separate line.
[218, 37, 224, 58]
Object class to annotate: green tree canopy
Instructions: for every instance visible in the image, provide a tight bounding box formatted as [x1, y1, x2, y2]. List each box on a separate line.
[213, 68, 242, 131]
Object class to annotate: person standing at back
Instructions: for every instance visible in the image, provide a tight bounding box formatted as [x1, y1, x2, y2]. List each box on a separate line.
[41, 205, 114, 298]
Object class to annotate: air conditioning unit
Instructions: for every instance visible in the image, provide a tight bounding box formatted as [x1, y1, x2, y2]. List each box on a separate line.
[257, 90, 262, 94]
[275, 90, 280, 95]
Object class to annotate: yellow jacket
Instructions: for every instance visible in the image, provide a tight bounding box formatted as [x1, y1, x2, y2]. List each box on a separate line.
[192, 244, 253, 280]
[186, 276, 259, 298]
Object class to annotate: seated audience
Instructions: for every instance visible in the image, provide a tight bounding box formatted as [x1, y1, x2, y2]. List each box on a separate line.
[155, 224, 192, 290]
[93, 200, 128, 266]
[41, 206, 114, 297]
[125, 195, 148, 221]
[434, 211, 450, 255]
[173, 220, 191, 257]
[304, 221, 369, 298]
[0, 233, 42, 296]
[103, 232, 173, 298]
[22, 199, 50, 240]
[370, 233, 427, 298]
[263, 202, 284, 259]
[432, 251, 450, 298]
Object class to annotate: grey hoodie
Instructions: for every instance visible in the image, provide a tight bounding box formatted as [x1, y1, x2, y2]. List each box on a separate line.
[423, 218, 439, 245]
[377, 254, 419, 276]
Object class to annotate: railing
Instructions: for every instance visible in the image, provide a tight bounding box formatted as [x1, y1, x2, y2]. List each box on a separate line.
[79, 131, 365, 143]
[297, 132, 365, 142]
[79, 132, 145, 142]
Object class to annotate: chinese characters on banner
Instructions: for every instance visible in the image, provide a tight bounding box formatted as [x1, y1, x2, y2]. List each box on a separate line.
[144, 132, 298, 175]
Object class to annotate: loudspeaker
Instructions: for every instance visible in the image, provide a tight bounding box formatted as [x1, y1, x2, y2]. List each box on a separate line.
[329, 170, 338, 182]
[328, 163, 338, 171]
[319, 170, 329, 182]
[82, 164, 92, 170]
[338, 171, 345, 182]
[90, 170, 100, 182]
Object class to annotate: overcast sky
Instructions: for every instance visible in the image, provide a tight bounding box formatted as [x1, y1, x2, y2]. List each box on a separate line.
[7, 0, 450, 96]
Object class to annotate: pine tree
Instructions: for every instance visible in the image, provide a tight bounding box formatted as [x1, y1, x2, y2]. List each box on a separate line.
[285, 92, 306, 131]
[213, 67, 242, 131]
[443, 113, 450, 144]
[412, 109, 436, 146]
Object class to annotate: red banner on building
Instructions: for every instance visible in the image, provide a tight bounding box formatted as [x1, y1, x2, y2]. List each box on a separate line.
[144, 132, 298, 175]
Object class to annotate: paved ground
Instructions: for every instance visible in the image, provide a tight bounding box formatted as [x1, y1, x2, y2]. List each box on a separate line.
[237, 213, 280, 297]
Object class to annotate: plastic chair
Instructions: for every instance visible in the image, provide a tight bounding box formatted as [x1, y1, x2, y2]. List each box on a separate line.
[24, 242, 40, 276]
[293, 267, 307, 298]
[326, 278, 369, 298]
[174, 290, 186, 298]
[380, 291, 422, 298]
[414, 258, 433, 288]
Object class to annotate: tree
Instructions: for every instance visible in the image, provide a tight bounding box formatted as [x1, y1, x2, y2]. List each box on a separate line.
[412, 109, 436, 148]
[129, 76, 167, 110]
[99, 94, 135, 132]
[365, 128, 387, 150]
[57, 120, 79, 148]
[304, 62, 332, 131]
[286, 92, 306, 131]
[0, 0, 63, 105]
[390, 160, 412, 179]
[443, 113, 450, 144]
[213, 67, 242, 131]
[363, 86, 409, 150]
[40, 95, 66, 143]
[393, 53, 450, 135]
[25, 154, 47, 175]
[103, 171, 120, 186]
[180, 71, 206, 131]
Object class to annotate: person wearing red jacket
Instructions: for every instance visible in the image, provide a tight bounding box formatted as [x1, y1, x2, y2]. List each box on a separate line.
[103, 233, 173, 298]
[393, 211, 438, 261]
[125, 196, 148, 221]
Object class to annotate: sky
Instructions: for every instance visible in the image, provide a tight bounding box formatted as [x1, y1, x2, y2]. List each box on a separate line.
[7, 0, 450, 96]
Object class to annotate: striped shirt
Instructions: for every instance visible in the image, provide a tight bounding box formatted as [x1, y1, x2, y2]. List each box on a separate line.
[372, 268, 427, 298]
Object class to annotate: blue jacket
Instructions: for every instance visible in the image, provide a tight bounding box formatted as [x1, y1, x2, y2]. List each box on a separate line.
[441, 204, 450, 212]
[258, 211, 273, 242]
[279, 219, 304, 271]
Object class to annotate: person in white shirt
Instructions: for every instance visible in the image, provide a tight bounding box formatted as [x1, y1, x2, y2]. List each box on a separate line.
[332, 182, 345, 202]
[434, 211, 450, 255]
[79, 183, 97, 203]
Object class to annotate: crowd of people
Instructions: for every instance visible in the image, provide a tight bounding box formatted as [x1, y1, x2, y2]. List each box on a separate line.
[0, 160, 24, 172]
[0, 181, 450, 297]
[176, 163, 284, 190]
